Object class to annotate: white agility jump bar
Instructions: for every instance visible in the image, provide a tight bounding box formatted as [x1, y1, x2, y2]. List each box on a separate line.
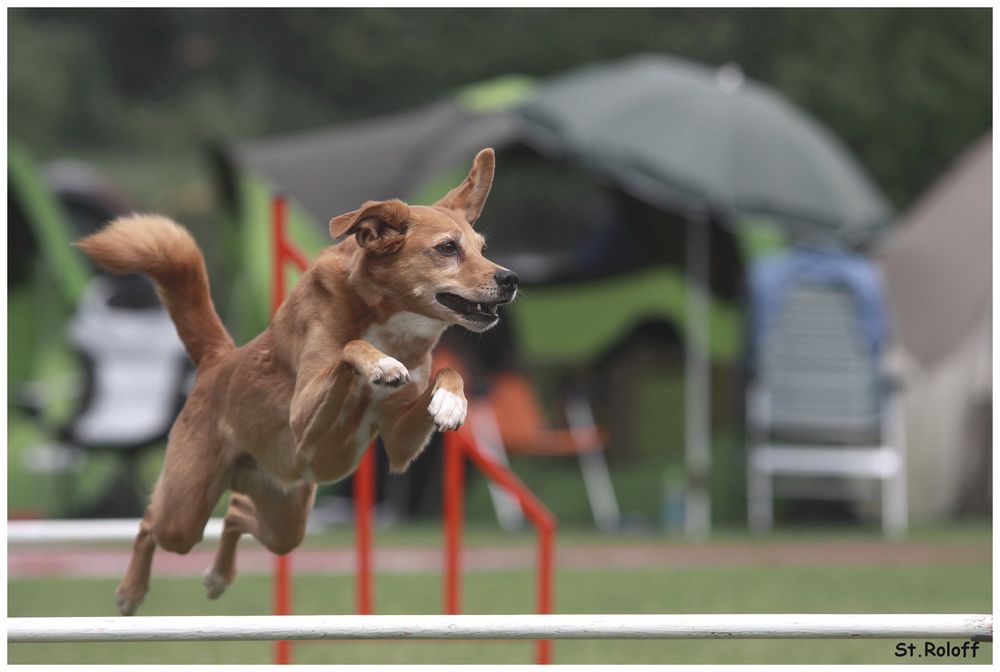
[8, 614, 991, 643]
[7, 518, 226, 544]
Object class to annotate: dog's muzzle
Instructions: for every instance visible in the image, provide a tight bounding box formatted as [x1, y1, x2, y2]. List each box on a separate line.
[435, 270, 517, 328]
[435, 292, 503, 323]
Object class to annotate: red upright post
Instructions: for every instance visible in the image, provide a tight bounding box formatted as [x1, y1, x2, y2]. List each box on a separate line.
[354, 444, 376, 614]
[273, 553, 292, 664]
[271, 195, 287, 317]
[271, 194, 292, 665]
[443, 432, 465, 615]
[537, 525, 554, 664]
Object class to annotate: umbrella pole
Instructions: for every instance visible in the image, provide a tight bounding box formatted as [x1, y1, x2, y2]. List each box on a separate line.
[684, 218, 712, 539]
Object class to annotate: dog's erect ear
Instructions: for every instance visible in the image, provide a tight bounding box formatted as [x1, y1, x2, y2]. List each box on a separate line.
[434, 148, 495, 225]
[329, 199, 410, 255]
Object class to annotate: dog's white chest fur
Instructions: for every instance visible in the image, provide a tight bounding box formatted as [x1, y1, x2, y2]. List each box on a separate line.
[362, 312, 442, 401]
[363, 311, 445, 355]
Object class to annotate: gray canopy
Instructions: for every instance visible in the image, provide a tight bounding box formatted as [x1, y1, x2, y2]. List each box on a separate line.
[520, 54, 893, 242]
[228, 98, 520, 224]
[226, 55, 892, 246]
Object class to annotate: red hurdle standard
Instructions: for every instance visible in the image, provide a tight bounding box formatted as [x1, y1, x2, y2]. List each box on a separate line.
[269, 194, 556, 665]
[443, 424, 557, 663]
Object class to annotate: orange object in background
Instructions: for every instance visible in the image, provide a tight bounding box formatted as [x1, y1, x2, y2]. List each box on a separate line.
[486, 372, 608, 457]
[434, 345, 620, 532]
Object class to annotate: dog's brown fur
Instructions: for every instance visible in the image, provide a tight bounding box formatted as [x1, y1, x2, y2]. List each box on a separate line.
[75, 149, 516, 615]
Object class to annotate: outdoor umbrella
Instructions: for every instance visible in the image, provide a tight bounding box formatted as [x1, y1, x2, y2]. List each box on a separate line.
[519, 53, 892, 244]
[518, 54, 894, 537]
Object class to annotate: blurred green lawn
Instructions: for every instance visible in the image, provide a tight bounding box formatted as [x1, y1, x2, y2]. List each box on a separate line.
[8, 524, 992, 665]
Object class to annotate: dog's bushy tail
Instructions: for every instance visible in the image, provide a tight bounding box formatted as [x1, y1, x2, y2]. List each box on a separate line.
[76, 215, 235, 367]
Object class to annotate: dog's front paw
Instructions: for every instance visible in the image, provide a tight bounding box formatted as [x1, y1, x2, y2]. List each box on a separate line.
[370, 356, 410, 388]
[428, 388, 467, 431]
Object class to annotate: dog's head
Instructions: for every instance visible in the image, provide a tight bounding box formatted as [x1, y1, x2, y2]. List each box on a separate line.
[329, 148, 517, 333]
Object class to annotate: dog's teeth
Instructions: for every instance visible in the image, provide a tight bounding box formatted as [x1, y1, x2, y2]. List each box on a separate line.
[477, 303, 483, 311]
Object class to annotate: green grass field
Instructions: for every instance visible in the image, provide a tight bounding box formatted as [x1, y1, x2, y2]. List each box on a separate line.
[8, 525, 992, 665]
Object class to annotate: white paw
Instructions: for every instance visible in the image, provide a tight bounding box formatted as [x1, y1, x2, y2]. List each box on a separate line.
[370, 356, 410, 388]
[202, 568, 230, 600]
[428, 388, 467, 431]
[115, 590, 143, 616]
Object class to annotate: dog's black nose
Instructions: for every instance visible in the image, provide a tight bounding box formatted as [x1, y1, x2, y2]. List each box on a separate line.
[495, 269, 519, 290]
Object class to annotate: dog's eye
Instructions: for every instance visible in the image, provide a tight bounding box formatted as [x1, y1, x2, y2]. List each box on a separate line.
[435, 241, 459, 256]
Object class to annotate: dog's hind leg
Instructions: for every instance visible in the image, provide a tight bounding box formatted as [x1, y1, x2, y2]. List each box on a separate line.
[116, 462, 229, 615]
[203, 493, 257, 599]
[115, 506, 157, 616]
[116, 398, 231, 614]
[237, 477, 317, 555]
[250, 480, 317, 556]
[203, 477, 317, 601]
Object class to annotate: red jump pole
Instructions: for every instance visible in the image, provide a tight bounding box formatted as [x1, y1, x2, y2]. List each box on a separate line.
[270, 193, 292, 665]
[537, 526, 554, 663]
[443, 432, 465, 615]
[354, 443, 376, 614]
[270, 194, 288, 316]
[272, 553, 291, 664]
[445, 425, 556, 663]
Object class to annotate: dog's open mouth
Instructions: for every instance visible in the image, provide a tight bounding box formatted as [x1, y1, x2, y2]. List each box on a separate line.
[436, 292, 500, 323]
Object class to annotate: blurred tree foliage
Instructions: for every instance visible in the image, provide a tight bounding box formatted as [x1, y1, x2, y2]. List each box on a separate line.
[9, 8, 991, 208]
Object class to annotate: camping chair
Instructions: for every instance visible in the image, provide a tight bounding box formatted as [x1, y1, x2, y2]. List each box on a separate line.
[21, 273, 190, 517]
[474, 370, 621, 531]
[745, 249, 906, 538]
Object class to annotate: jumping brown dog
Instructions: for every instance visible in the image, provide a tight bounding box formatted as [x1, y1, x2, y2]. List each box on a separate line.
[76, 148, 516, 615]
